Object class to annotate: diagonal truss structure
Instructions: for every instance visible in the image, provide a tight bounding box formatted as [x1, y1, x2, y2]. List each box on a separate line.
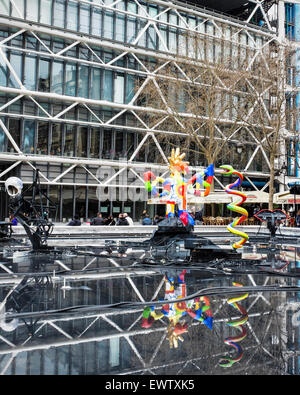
[0, 0, 297, 219]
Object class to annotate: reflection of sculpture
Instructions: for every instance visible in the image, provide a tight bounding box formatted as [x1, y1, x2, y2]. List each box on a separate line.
[220, 165, 249, 249]
[144, 148, 213, 227]
[219, 283, 248, 367]
[0, 273, 53, 335]
[141, 270, 213, 348]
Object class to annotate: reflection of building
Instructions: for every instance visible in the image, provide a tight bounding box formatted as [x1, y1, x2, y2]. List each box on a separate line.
[0, 1, 298, 220]
[0, 253, 291, 375]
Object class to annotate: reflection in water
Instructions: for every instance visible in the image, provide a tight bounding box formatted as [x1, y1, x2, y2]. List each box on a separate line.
[141, 270, 213, 349]
[219, 283, 248, 368]
[0, 241, 300, 374]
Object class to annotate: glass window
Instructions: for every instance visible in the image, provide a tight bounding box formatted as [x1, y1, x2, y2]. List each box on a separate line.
[62, 185, 74, 219]
[7, 119, 20, 153]
[116, 13, 125, 42]
[91, 7, 101, 36]
[137, 20, 147, 47]
[224, 26, 231, 61]
[80, 4, 90, 33]
[148, 6, 157, 49]
[51, 61, 63, 94]
[50, 123, 62, 155]
[103, 11, 114, 39]
[135, 133, 145, 162]
[66, 1, 78, 31]
[78, 65, 89, 98]
[127, 18, 136, 43]
[38, 59, 50, 92]
[103, 70, 113, 101]
[102, 129, 112, 158]
[25, 36, 37, 50]
[127, 1, 137, 13]
[65, 63, 76, 96]
[90, 127, 100, 158]
[37, 122, 48, 154]
[0, 48, 7, 86]
[114, 73, 124, 104]
[116, 0, 125, 10]
[23, 120, 35, 154]
[126, 131, 134, 159]
[8, 53, 22, 88]
[0, 0, 10, 15]
[169, 12, 177, 25]
[40, 0, 52, 24]
[178, 31, 186, 56]
[64, 124, 75, 156]
[125, 74, 134, 103]
[24, 56, 36, 90]
[158, 25, 167, 51]
[78, 126, 87, 157]
[115, 131, 124, 159]
[26, 0, 38, 21]
[169, 29, 177, 53]
[148, 25, 156, 49]
[90, 68, 101, 100]
[11, 0, 24, 18]
[87, 186, 98, 219]
[0, 120, 6, 152]
[53, 0, 65, 28]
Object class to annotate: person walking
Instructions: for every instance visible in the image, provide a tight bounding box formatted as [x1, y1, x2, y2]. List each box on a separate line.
[296, 209, 300, 227]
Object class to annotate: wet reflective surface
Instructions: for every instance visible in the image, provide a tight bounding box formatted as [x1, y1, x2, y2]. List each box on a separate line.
[0, 235, 300, 375]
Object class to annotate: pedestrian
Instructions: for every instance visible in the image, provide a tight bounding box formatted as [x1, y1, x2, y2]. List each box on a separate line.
[124, 212, 134, 226]
[9, 214, 18, 226]
[141, 210, 147, 221]
[67, 214, 81, 226]
[90, 212, 105, 225]
[296, 209, 300, 227]
[116, 213, 129, 226]
[153, 215, 160, 225]
[142, 214, 152, 225]
[194, 210, 203, 224]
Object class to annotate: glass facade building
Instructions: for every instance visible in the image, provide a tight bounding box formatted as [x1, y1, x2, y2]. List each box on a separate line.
[0, 0, 295, 220]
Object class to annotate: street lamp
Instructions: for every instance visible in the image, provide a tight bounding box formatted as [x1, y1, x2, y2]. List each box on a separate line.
[236, 143, 243, 155]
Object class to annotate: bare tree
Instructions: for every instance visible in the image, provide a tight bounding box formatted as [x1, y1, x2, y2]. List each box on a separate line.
[243, 42, 299, 209]
[136, 32, 250, 173]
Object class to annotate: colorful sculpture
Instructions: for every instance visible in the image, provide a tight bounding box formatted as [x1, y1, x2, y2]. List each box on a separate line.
[219, 282, 249, 367]
[144, 148, 214, 227]
[220, 165, 249, 249]
[141, 270, 213, 348]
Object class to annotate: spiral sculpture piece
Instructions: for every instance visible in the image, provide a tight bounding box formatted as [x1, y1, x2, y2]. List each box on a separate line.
[219, 282, 249, 368]
[220, 165, 249, 249]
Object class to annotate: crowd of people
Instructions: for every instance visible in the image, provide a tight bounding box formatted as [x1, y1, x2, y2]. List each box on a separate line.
[8, 207, 300, 228]
[66, 209, 204, 226]
[67, 212, 134, 226]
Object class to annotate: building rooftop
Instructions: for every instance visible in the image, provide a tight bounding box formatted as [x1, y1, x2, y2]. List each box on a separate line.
[177, 0, 277, 26]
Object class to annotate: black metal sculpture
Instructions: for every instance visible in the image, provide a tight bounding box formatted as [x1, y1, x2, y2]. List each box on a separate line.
[5, 170, 56, 251]
[254, 209, 287, 238]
